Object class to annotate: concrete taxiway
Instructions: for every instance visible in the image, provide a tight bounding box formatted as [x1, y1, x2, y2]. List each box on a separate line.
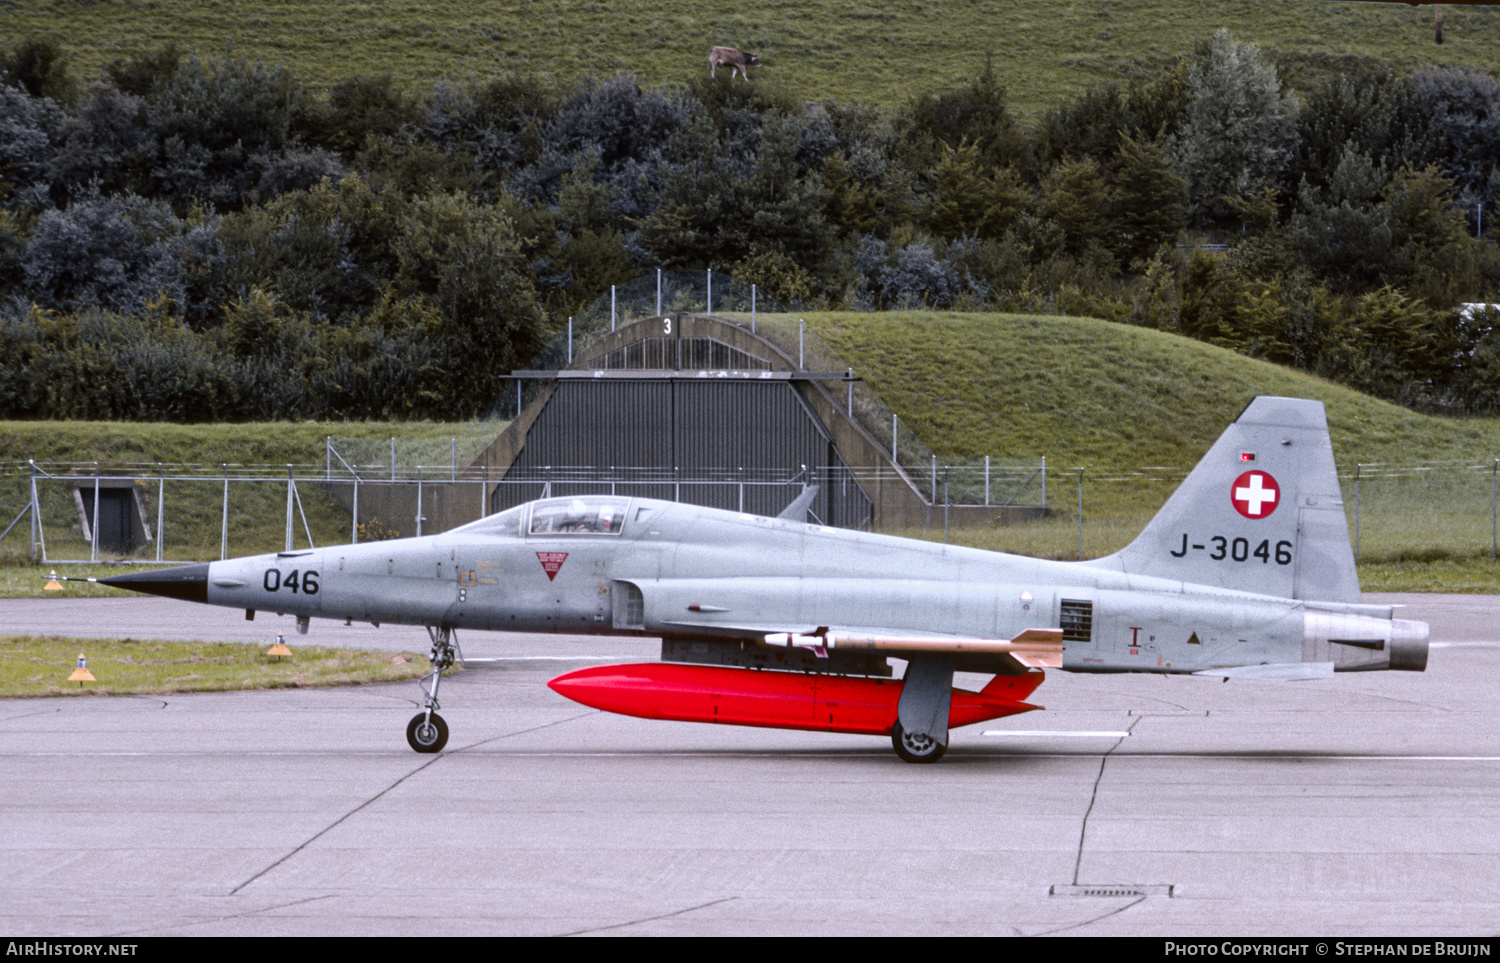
[1, 593, 1497, 935]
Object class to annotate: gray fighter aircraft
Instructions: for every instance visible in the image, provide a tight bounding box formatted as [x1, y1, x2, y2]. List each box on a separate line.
[100, 397, 1428, 762]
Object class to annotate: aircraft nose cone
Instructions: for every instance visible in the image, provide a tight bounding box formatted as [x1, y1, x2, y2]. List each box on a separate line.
[99, 563, 209, 604]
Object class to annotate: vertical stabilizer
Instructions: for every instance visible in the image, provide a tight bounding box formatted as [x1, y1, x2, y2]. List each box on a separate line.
[1093, 397, 1360, 603]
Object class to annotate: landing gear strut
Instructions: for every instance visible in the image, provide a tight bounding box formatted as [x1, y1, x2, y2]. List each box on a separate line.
[407, 625, 460, 753]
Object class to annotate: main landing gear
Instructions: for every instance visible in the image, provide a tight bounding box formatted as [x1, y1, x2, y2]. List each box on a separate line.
[407, 625, 460, 753]
[891, 721, 947, 764]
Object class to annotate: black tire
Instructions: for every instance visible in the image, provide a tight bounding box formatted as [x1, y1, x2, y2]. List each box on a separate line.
[891, 721, 946, 764]
[407, 712, 448, 753]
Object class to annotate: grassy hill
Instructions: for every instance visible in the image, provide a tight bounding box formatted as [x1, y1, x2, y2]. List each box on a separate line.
[4, 0, 1499, 115]
[800, 311, 1500, 468]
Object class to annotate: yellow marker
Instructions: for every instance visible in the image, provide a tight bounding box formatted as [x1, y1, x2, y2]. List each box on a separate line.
[68, 653, 95, 686]
[44, 571, 62, 592]
[267, 632, 292, 661]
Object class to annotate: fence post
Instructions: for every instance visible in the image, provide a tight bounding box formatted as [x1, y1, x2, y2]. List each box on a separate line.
[325, 437, 331, 480]
[656, 268, 662, 317]
[846, 369, 853, 417]
[985, 455, 990, 507]
[751, 284, 756, 332]
[220, 463, 229, 561]
[1492, 458, 1497, 559]
[29, 459, 37, 561]
[1077, 469, 1084, 561]
[91, 462, 100, 563]
[416, 466, 423, 538]
[390, 437, 396, 483]
[611, 285, 616, 332]
[1041, 456, 1047, 510]
[567, 316, 573, 364]
[707, 268, 712, 314]
[943, 469, 949, 544]
[481, 462, 489, 519]
[156, 463, 164, 562]
[516, 378, 522, 418]
[285, 465, 295, 553]
[352, 476, 360, 544]
[892, 415, 898, 463]
[799, 319, 805, 369]
[451, 439, 457, 482]
[1354, 463, 1362, 561]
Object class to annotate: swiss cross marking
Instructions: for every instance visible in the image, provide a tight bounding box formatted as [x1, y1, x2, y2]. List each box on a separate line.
[1231, 470, 1280, 519]
[536, 552, 568, 580]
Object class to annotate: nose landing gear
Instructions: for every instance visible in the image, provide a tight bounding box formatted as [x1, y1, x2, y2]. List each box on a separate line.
[407, 625, 460, 753]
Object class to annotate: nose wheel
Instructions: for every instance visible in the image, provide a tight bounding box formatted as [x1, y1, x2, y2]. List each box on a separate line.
[408, 625, 459, 753]
[891, 721, 946, 763]
[407, 711, 448, 752]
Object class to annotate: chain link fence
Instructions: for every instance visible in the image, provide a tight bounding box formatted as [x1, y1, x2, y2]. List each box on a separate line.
[3, 458, 1495, 565]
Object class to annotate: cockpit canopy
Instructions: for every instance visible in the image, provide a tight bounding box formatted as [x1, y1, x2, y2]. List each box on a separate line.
[453, 496, 631, 537]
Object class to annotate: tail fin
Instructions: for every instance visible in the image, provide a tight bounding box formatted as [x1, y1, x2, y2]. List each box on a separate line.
[1094, 397, 1359, 603]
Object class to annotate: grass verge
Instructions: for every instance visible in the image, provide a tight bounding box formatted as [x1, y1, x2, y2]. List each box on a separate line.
[0, 634, 431, 698]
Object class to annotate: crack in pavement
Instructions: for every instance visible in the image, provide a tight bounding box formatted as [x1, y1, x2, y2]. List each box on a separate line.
[228, 710, 595, 895]
[551, 897, 739, 936]
[1072, 715, 1143, 886]
[1032, 894, 1148, 936]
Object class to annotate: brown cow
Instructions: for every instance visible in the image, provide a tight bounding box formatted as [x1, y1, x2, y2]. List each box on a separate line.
[709, 46, 761, 81]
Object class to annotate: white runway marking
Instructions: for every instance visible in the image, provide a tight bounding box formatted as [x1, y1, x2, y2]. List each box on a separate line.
[983, 730, 1131, 738]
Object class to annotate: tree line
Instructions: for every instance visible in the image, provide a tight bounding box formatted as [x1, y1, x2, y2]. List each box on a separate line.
[3, 31, 1500, 420]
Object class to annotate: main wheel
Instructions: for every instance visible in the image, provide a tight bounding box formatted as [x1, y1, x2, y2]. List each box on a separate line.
[407, 712, 449, 753]
[891, 721, 946, 764]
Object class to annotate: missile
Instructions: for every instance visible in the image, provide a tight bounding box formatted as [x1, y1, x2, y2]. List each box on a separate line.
[548, 662, 1045, 736]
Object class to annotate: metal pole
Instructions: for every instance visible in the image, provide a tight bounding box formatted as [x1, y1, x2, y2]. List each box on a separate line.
[751, 284, 757, 332]
[416, 467, 423, 537]
[846, 369, 853, 417]
[943, 470, 949, 544]
[892, 415, 898, 463]
[285, 465, 295, 553]
[1492, 458, 1497, 559]
[1041, 456, 1047, 510]
[156, 463, 164, 562]
[451, 439, 457, 482]
[706, 269, 712, 314]
[611, 286, 616, 332]
[1354, 464, 1362, 561]
[390, 437, 396, 482]
[930, 455, 937, 509]
[326, 436, 331, 480]
[28, 460, 37, 561]
[516, 378, 522, 417]
[799, 319, 805, 369]
[656, 268, 662, 317]
[985, 455, 990, 506]
[352, 477, 360, 544]
[220, 464, 229, 561]
[481, 462, 488, 518]
[568, 317, 573, 364]
[91, 463, 99, 562]
[1077, 469, 1084, 561]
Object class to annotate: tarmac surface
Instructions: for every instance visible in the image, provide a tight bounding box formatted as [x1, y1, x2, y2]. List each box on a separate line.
[2, 593, 1498, 936]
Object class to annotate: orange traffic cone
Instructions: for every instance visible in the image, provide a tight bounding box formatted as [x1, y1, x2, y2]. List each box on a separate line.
[68, 653, 95, 686]
[267, 632, 292, 661]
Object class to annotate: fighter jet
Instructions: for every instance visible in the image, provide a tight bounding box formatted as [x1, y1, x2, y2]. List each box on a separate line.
[99, 397, 1428, 762]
